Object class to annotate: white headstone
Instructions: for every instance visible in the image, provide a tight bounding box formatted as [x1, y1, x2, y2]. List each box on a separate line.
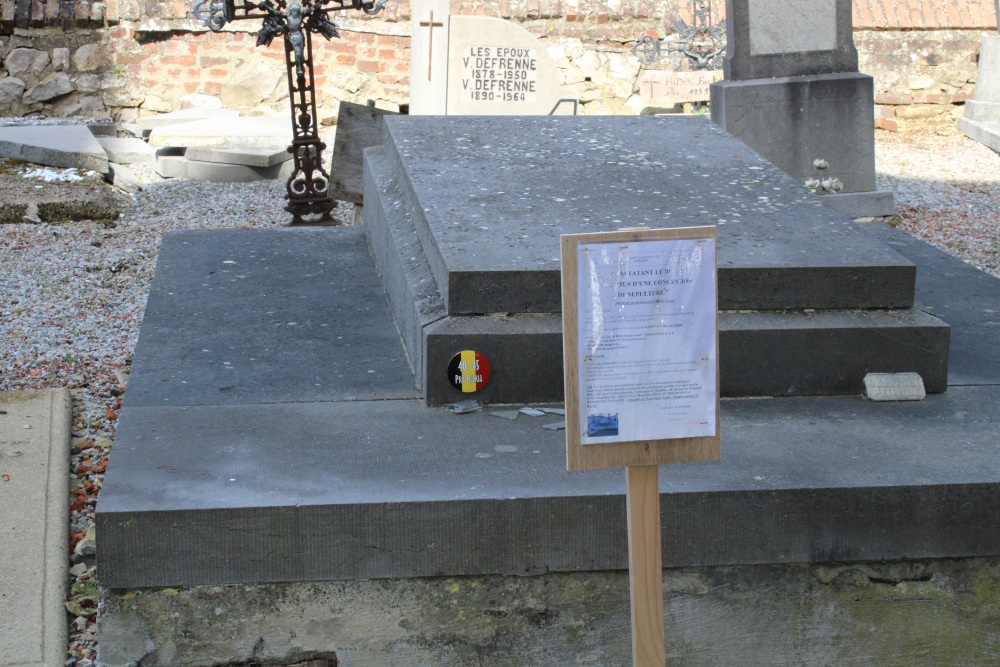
[445, 16, 565, 115]
[409, 0, 450, 114]
[748, 0, 837, 56]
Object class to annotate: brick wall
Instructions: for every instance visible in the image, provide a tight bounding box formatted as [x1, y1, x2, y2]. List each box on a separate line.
[0, 0, 996, 123]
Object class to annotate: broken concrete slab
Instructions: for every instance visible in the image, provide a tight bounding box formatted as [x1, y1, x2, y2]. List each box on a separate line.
[97, 137, 153, 164]
[185, 158, 294, 182]
[0, 125, 109, 174]
[108, 163, 142, 193]
[135, 108, 241, 132]
[185, 146, 292, 167]
[0, 161, 128, 224]
[154, 154, 188, 179]
[147, 115, 291, 150]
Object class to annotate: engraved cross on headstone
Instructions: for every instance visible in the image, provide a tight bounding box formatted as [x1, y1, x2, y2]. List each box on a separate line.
[419, 10, 444, 80]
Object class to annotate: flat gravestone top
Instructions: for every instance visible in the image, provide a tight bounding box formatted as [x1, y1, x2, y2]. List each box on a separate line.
[380, 115, 914, 314]
[723, 0, 858, 80]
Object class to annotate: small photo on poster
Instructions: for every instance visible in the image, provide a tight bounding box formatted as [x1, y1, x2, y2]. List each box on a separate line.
[586, 413, 619, 438]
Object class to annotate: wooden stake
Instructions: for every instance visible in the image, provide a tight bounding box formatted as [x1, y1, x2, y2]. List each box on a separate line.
[626, 464, 665, 667]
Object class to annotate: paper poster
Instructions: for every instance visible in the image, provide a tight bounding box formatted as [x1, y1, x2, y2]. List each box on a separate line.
[576, 237, 717, 444]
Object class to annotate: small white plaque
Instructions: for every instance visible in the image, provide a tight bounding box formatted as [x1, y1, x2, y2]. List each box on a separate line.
[863, 373, 926, 402]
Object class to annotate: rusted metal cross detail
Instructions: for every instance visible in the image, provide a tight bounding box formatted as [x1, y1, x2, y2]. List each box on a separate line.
[192, 0, 386, 225]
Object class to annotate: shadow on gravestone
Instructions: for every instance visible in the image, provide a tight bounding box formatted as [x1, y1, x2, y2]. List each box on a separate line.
[710, 0, 894, 218]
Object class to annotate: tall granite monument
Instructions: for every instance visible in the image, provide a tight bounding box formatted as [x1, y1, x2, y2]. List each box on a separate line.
[957, 5, 1000, 152]
[710, 0, 894, 218]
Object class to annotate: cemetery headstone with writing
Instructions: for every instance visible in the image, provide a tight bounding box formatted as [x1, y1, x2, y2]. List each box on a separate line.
[710, 0, 894, 218]
[409, 2, 571, 115]
[637, 69, 723, 111]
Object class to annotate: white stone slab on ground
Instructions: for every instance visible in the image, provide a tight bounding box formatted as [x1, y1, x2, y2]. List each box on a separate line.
[135, 107, 241, 132]
[186, 158, 294, 182]
[97, 137, 154, 164]
[147, 115, 292, 150]
[185, 146, 292, 167]
[0, 125, 109, 174]
[0, 389, 71, 667]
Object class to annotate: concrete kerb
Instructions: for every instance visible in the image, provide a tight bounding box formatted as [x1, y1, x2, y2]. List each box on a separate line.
[0, 389, 71, 667]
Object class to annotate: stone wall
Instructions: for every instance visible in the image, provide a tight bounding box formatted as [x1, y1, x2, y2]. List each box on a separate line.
[0, 1, 996, 125]
[98, 556, 1000, 666]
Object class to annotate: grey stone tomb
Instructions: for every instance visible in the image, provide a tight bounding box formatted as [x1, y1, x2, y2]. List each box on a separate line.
[95, 114, 1000, 666]
[710, 0, 894, 218]
[363, 115, 946, 406]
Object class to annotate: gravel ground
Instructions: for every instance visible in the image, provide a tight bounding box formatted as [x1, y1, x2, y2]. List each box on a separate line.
[0, 125, 998, 666]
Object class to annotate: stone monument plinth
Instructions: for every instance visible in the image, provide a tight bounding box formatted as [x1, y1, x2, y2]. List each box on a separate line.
[710, 0, 894, 218]
[958, 29, 1000, 153]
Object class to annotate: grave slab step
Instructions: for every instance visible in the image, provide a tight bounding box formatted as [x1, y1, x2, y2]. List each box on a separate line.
[417, 308, 949, 405]
[96, 221, 1000, 589]
[97, 386, 1000, 589]
[374, 115, 916, 314]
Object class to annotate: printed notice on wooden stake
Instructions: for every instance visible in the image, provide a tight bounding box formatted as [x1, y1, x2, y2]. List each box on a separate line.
[577, 236, 717, 443]
[562, 227, 721, 471]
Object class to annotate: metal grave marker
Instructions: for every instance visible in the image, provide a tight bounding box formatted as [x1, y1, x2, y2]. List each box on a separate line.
[191, 0, 386, 225]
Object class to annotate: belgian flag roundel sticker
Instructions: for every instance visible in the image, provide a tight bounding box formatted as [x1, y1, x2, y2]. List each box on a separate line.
[448, 350, 491, 393]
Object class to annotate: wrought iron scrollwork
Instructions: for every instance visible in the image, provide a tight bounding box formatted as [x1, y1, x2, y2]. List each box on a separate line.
[190, 0, 386, 224]
[632, 0, 726, 72]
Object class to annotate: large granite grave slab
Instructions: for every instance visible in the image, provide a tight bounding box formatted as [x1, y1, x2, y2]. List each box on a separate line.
[369, 115, 908, 315]
[363, 115, 945, 403]
[97, 223, 1000, 589]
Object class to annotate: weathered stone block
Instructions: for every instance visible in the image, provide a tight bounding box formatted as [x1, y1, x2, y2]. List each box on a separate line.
[51, 47, 69, 71]
[0, 77, 26, 110]
[4, 47, 50, 76]
[22, 72, 72, 104]
[72, 43, 103, 72]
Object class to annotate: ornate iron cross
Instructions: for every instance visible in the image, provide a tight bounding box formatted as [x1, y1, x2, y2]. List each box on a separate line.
[192, 0, 386, 225]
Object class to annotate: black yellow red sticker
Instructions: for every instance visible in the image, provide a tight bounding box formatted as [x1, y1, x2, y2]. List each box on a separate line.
[448, 350, 491, 392]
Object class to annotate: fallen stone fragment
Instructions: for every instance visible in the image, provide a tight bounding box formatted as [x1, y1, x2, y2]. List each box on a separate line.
[451, 399, 482, 414]
[490, 410, 519, 421]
